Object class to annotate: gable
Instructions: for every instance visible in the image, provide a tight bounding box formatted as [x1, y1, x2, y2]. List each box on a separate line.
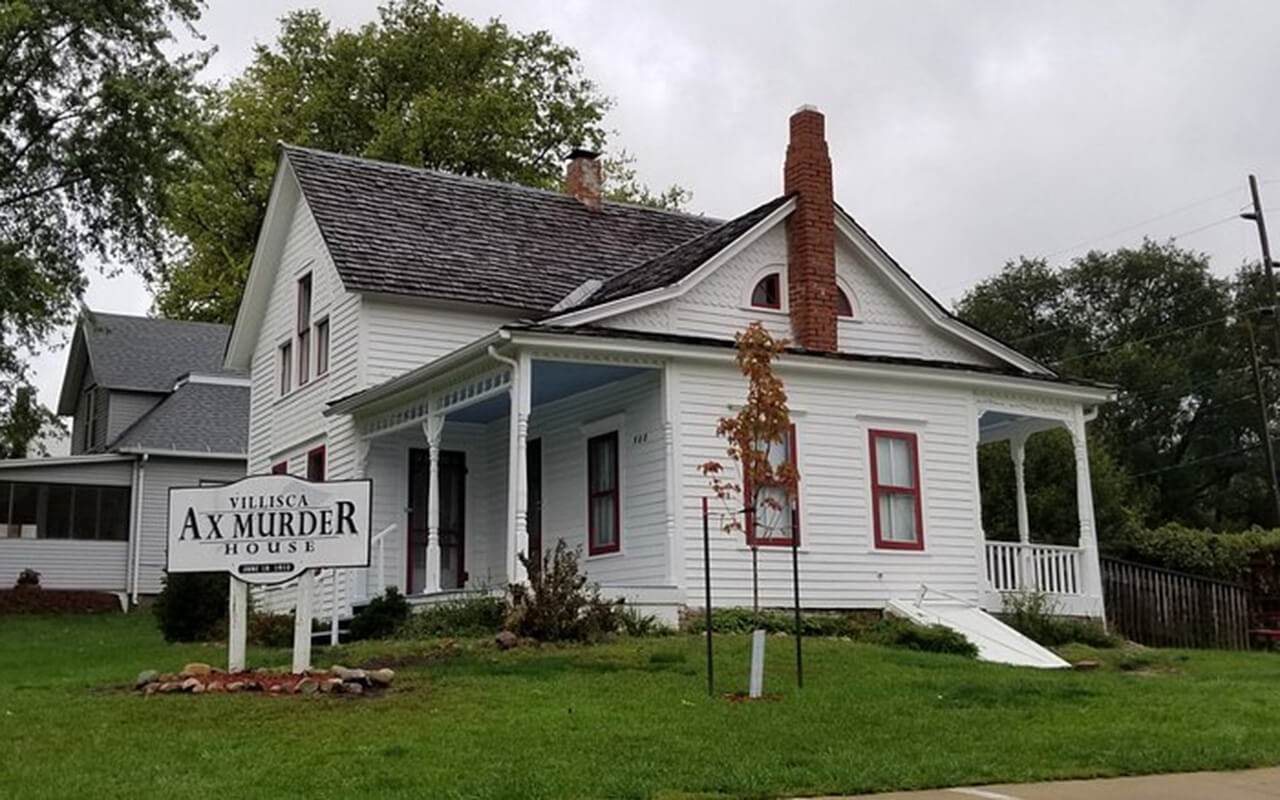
[591, 214, 1012, 371]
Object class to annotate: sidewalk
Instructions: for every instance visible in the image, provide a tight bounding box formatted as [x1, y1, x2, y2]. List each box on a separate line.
[811, 767, 1280, 799]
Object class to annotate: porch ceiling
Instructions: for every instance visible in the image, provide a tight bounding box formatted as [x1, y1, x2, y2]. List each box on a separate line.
[446, 361, 649, 423]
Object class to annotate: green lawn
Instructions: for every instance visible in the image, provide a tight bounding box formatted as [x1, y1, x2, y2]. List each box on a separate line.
[4, 615, 1280, 799]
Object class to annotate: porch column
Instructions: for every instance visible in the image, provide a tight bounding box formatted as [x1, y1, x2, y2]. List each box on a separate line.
[423, 415, 444, 594]
[507, 352, 532, 584]
[1011, 432, 1034, 590]
[1071, 408, 1103, 604]
[662, 361, 682, 589]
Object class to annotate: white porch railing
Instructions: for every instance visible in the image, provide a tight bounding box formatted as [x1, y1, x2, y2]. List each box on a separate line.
[368, 523, 396, 601]
[985, 541, 1082, 595]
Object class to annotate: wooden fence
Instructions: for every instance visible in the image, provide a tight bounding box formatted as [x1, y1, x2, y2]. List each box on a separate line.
[1101, 557, 1250, 649]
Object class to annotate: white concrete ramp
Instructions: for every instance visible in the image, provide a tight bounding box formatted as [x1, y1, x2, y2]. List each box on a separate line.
[886, 595, 1070, 669]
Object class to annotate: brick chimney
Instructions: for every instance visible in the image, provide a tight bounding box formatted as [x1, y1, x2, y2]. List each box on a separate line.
[565, 148, 603, 210]
[784, 105, 838, 351]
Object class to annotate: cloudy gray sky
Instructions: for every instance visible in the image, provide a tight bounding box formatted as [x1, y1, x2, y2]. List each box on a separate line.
[29, 0, 1280, 410]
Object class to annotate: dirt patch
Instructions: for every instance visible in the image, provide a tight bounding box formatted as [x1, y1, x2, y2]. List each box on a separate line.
[0, 587, 120, 615]
[723, 692, 783, 704]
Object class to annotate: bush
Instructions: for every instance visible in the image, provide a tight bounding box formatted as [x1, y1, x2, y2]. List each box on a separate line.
[505, 540, 623, 642]
[153, 572, 229, 642]
[619, 607, 672, 637]
[349, 588, 411, 641]
[680, 607, 870, 637]
[867, 616, 979, 657]
[398, 594, 508, 638]
[248, 612, 295, 648]
[1002, 591, 1120, 648]
[15, 568, 40, 588]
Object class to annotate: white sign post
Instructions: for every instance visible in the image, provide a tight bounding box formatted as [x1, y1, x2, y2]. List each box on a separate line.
[167, 474, 372, 673]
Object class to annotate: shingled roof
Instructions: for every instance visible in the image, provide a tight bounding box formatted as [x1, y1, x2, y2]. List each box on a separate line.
[81, 312, 233, 393]
[577, 195, 792, 310]
[109, 380, 249, 455]
[283, 145, 723, 313]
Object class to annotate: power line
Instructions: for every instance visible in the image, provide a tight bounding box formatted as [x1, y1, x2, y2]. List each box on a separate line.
[1130, 444, 1260, 479]
[1049, 311, 1252, 367]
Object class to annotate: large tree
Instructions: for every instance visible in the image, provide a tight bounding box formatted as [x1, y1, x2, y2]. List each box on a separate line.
[155, 0, 687, 323]
[0, 0, 204, 457]
[958, 241, 1275, 537]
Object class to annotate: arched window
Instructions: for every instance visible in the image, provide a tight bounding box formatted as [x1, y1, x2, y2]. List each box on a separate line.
[750, 273, 781, 309]
[836, 288, 854, 318]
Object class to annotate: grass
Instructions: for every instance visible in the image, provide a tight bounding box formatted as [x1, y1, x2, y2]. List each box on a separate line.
[4, 616, 1280, 799]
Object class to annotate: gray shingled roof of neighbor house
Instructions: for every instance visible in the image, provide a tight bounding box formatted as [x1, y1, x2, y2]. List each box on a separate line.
[109, 381, 248, 455]
[82, 311, 237, 393]
[282, 145, 733, 312]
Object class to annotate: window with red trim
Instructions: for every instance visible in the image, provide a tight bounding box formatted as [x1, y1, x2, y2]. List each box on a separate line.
[586, 432, 620, 555]
[306, 446, 325, 482]
[744, 424, 799, 546]
[750, 273, 781, 309]
[271, 461, 288, 475]
[869, 430, 923, 550]
[836, 288, 854, 318]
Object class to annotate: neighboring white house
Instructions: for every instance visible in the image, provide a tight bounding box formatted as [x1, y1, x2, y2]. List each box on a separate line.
[0, 311, 248, 600]
[226, 107, 1113, 622]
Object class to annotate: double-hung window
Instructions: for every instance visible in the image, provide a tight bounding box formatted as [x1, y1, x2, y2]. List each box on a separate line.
[869, 430, 924, 550]
[278, 341, 292, 395]
[296, 274, 312, 386]
[587, 432, 620, 555]
[744, 424, 799, 546]
[315, 317, 330, 376]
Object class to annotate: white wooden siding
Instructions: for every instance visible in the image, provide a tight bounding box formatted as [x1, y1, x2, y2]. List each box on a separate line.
[134, 456, 246, 595]
[106, 391, 163, 443]
[0, 540, 128, 591]
[0, 459, 132, 486]
[602, 223, 1002, 368]
[678, 360, 985, 609]
[361, 297, 518, 388]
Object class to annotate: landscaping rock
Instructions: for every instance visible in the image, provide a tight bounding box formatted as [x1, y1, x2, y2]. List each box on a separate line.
[136, 669, 159, 688]
[333, 666, 367, 683]
[158, 681, 183, 694]
[369, 668, 395, 686]
[269, 684, 284, 694]
[320, 678, 344, 694]
[342, 681, 364, 696]
[181, 677, 202, 692]
[495, 630, 518, 650]
[142, 682, 160, 696]
[1073, 660, 1101, 671]
[226, 681, 244, 693]
[295, 677, 319, 695]
[182, 662, 213, 677]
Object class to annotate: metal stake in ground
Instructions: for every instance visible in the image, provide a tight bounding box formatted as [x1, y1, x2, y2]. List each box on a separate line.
[791, 504, 802, 690]
[702, 496, 714, 698]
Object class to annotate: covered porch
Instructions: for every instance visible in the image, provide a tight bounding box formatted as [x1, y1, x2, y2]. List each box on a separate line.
[975, 399, 1105, 618]
[332, 338, 681, 617]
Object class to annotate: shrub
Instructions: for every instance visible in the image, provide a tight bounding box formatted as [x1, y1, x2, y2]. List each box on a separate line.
[867, 616, 979, 657]
[398, 594, 508, 638]
[153, 572, 229, 642]
[349, 588, 411, 641]
[680, 607, 870, 637]
[15, 568, 40, 588]
[619, 607, 672, 637]
[248, 612, 295, 648]
[505, 540, 623, 642]
[1001, 591, 1120, 648]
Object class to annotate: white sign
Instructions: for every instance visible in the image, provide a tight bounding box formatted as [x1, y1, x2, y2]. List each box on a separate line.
[167, 474, 372, 585]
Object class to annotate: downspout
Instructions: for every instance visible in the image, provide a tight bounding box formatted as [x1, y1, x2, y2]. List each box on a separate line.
[129, 453, 148, 605]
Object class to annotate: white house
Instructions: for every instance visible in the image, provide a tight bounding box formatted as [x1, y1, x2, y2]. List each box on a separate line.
[226, 107, 1112, 623]
[0, 311, 248, 600]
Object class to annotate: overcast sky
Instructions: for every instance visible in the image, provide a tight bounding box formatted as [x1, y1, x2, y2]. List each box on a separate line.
[29, 0, 1280, 410]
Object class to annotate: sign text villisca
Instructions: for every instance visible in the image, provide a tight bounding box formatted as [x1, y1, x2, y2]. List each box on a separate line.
[167, 475, 372, 585]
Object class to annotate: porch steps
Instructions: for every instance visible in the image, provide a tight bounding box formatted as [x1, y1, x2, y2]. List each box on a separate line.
[886, 596, 1070, 669]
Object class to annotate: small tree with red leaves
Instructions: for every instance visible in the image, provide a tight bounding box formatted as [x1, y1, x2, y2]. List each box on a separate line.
[700, 322, 799, 609]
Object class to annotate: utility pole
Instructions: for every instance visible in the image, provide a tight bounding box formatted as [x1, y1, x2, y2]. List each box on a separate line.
[1242, 176, 1280, 523]
[1247, 322, 1280, 522]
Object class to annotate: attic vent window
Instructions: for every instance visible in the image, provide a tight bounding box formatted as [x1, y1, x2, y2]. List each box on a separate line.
[750, 273, 781, 309]
[836, 288, 854, 318]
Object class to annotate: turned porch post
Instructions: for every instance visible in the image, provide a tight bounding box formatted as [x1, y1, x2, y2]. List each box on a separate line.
[506, 352, 532, 585]
[1011, 432, 1034, 590]
[423, 415, 444, 594]
[1071, 408, 1102, 601]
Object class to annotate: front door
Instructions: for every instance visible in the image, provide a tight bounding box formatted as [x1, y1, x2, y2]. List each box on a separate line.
[407, 449, 467, 593]
[527, 438, 543, 570]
